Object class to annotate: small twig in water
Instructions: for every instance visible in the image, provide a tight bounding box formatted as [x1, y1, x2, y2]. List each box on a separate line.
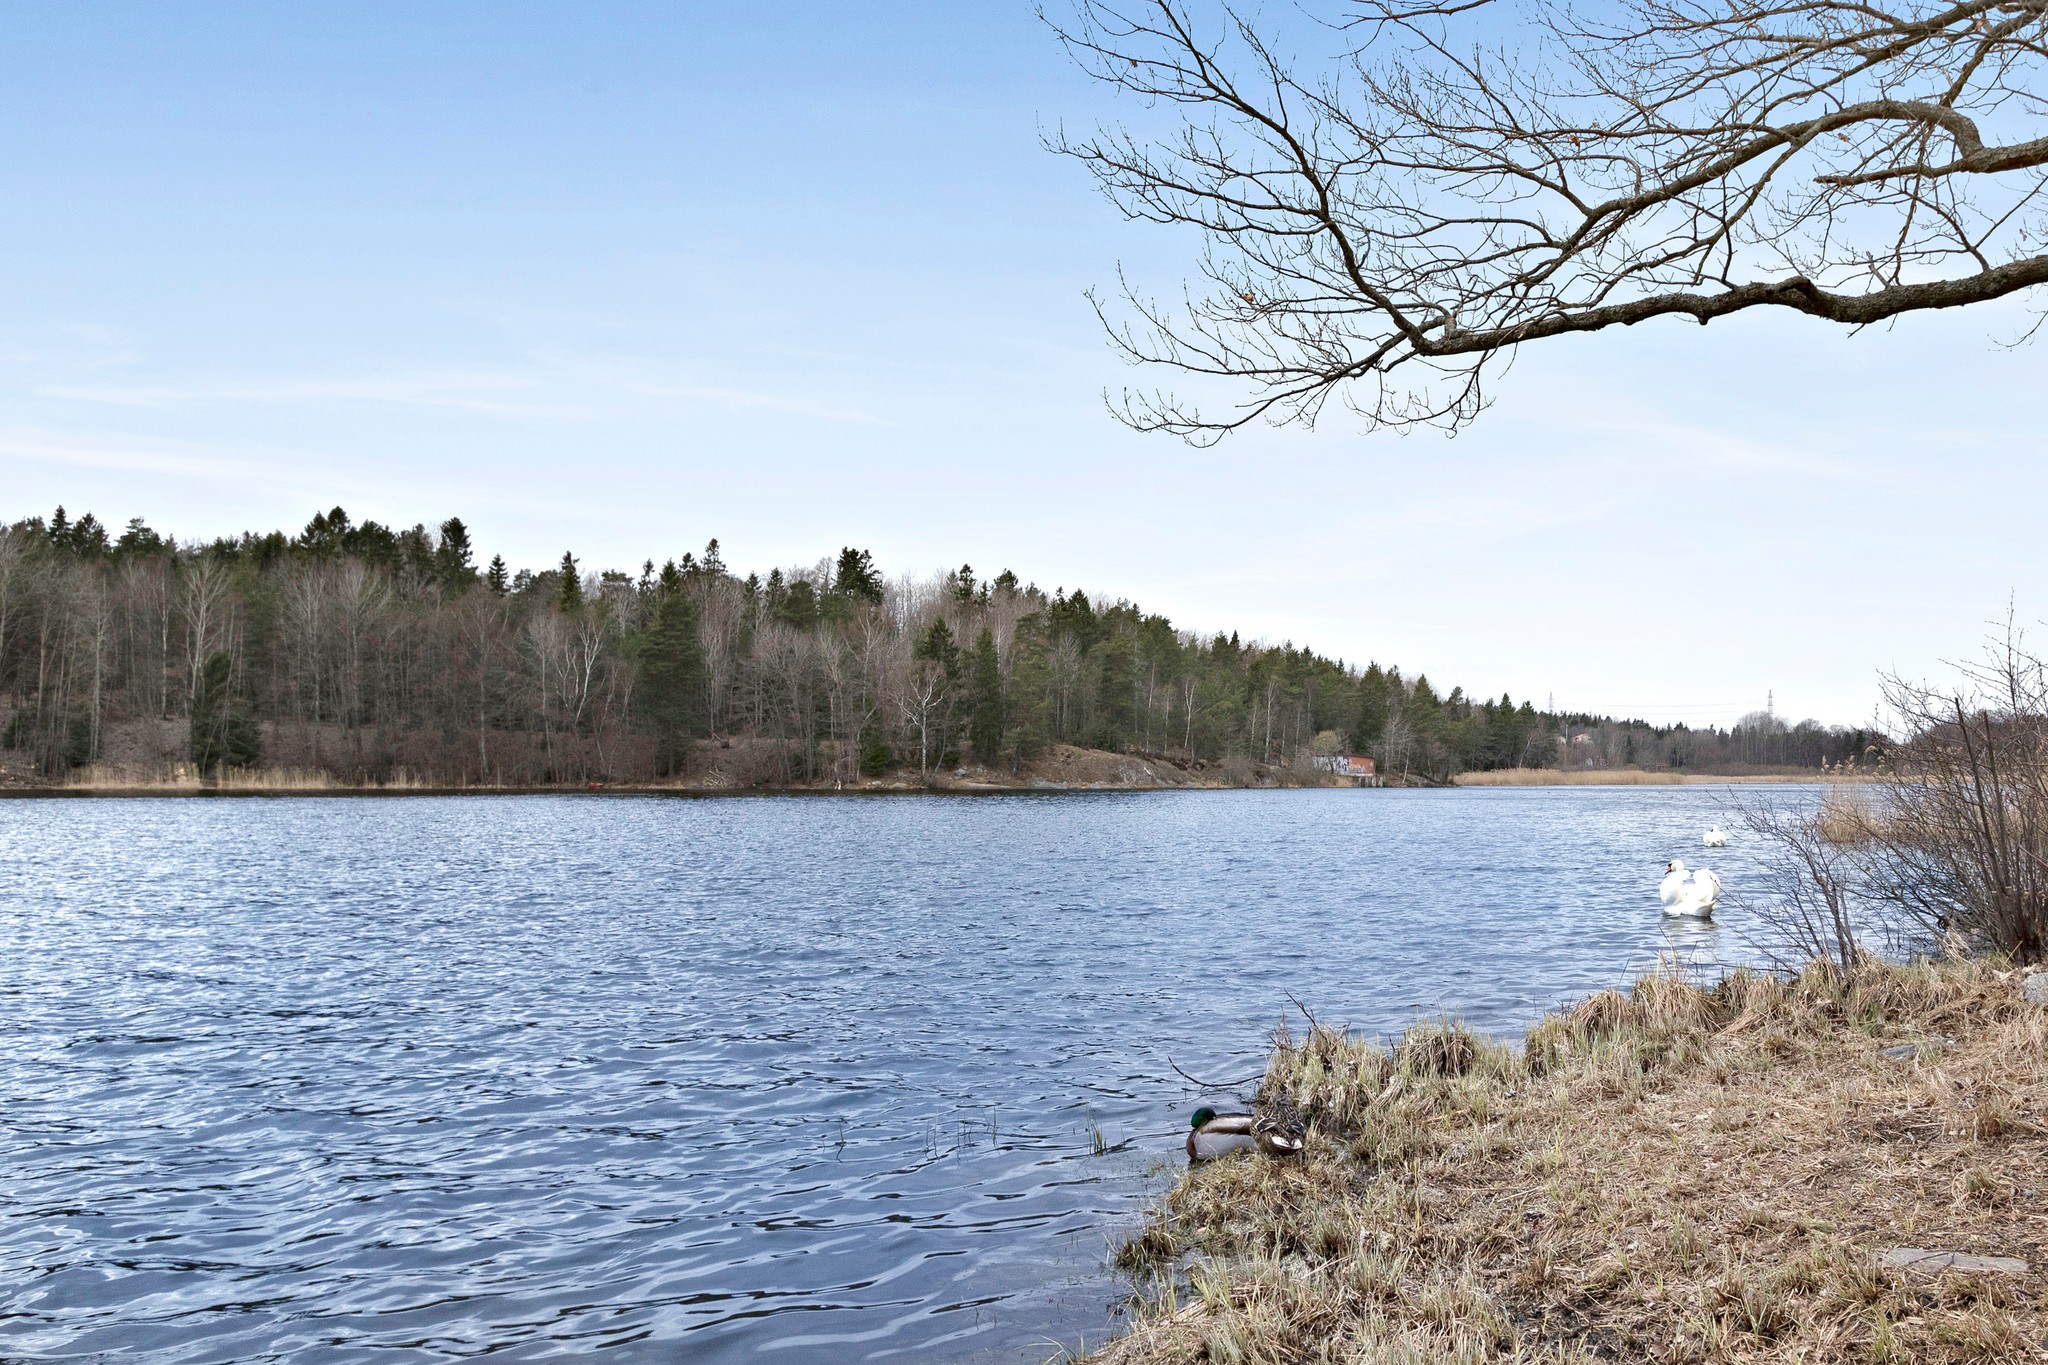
[1284, 991, 1325, 1034]
[1166, 1055, 1265, 1090]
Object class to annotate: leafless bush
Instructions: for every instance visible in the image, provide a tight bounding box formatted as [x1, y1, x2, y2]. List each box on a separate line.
[1728, 794, 1871, 974]
[1728, 624, 2048, 969]
[1866, 624, 2048, 963]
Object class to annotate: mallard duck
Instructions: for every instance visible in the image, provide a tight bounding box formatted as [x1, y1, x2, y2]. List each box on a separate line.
[1187, 1106, 1256, 1161]
[1186, 1106, 1306, 1161]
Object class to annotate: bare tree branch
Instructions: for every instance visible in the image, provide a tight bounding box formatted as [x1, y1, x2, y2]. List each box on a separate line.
[1047, 0, 2048, 439]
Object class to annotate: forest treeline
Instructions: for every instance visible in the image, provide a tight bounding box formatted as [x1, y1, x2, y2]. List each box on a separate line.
[0, 506, 1882, 785]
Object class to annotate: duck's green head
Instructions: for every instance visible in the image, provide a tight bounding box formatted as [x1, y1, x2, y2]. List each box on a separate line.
[1190, 1106, 1217, 1130]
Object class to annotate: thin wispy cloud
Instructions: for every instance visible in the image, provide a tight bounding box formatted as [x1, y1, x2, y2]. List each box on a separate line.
[1503, 373, 1881, 485]
[0, 427, 267, 481]
[29, 361, 892, 428]
[35, 372, 581, 419]
[628, 380, 891, 426]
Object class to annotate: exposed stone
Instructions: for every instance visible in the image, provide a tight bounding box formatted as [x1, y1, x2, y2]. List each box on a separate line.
[1880, 1038, 1951, 1061]
[2022, 972, 2048, 1004]
[1879, 1247, 2028, 1277]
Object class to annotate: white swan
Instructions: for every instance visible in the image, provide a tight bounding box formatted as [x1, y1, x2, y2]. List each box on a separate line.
[1660, 859, 1721, 918]
[1703, 824, 1728, 848]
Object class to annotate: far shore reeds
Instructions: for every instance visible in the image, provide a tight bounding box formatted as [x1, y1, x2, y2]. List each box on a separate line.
[1452, 767, 1870, 787]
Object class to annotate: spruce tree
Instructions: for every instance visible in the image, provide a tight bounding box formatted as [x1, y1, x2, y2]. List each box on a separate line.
[557, 552, 583, 613]
[859, 724, 891, 777]
[915, 617, 960, 675]
[486, 555, 509, 594]
[1004, 612, 1053, 763]
[190, 651, 260, 776]
[832, 547, 883, 602]
[779, 579, 818, 629]
[1352, 664, 1388, 754]
[912, 618, 963, 768]
[1407, 675, 1442, 738]
[1090, 633, 1137, 749]
[635, 591, 706, 775]
[968, 627, 1004, 763]
[434, 518, 478, 587]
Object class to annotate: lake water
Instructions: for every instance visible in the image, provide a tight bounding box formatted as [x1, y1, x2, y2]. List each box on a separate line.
[0, 787, 1803, 1363]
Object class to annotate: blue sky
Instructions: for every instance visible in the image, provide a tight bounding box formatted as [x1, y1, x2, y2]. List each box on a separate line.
[1, 1, 2041, 729]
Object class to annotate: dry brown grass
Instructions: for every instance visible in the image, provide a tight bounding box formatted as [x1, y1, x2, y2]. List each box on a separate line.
[1814, 784, 1883, 846]
[61, 764, 454, 792]
[1089, 959, 2048, 1364]
[61, 763, 208, 791]
[1454, 769, 1849, 787]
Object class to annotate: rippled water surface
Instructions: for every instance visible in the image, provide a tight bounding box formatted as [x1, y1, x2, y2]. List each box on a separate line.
[0, 788, 1806, 1362]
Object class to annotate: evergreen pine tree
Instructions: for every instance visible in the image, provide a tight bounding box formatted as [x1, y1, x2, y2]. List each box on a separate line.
[832, 547, 883, 602]
[486, 555, 509, 594]
[189, 651, 260, 776]
[859, 724, 892, 777]
[1352, 663, 1388, 753]
[968, 627, 1004, 763]
[433, 517, 478, 586]
[1004, 611, 1053, 763]
[1090, 633, 1137, 749]
[779, 579, 818, 629]
[1407, 675, 1442, 738]
[635, 591, 706, 775]
[116, 517, 165, 555]
[557, 552, 583, 613]
[915, 617, 960, 675]
[912, 618, 963, 767]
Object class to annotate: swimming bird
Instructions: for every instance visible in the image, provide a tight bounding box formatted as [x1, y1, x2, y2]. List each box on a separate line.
[1703, 824, 1728, 848]
[1660, 860, 1721, 918]
[1186, 1106, 1305, 1161]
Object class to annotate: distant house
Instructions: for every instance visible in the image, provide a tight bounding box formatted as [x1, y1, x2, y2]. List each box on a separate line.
[1312, 754, 1379, 784]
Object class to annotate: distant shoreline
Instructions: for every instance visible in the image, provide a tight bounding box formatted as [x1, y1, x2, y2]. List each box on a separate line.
[1453, 766, 1866, 787]
[3, 765, 1844, 798]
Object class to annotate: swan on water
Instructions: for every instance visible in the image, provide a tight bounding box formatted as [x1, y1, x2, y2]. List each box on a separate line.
[1703, 824, 1728, 848]
[1660, 860, 1721, 918]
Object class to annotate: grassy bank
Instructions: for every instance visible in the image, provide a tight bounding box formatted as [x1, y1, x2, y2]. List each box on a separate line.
[1093, 960, 2045, 1364]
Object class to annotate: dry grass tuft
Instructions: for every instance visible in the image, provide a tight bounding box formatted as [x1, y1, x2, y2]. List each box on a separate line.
[1396, 1016, 1487, 1079]
[1090, 958, 2048, 1365]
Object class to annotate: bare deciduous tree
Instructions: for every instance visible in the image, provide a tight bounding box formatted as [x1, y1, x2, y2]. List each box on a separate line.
[178, 555, 232, 707]
[1051, 0, 2048, 439]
